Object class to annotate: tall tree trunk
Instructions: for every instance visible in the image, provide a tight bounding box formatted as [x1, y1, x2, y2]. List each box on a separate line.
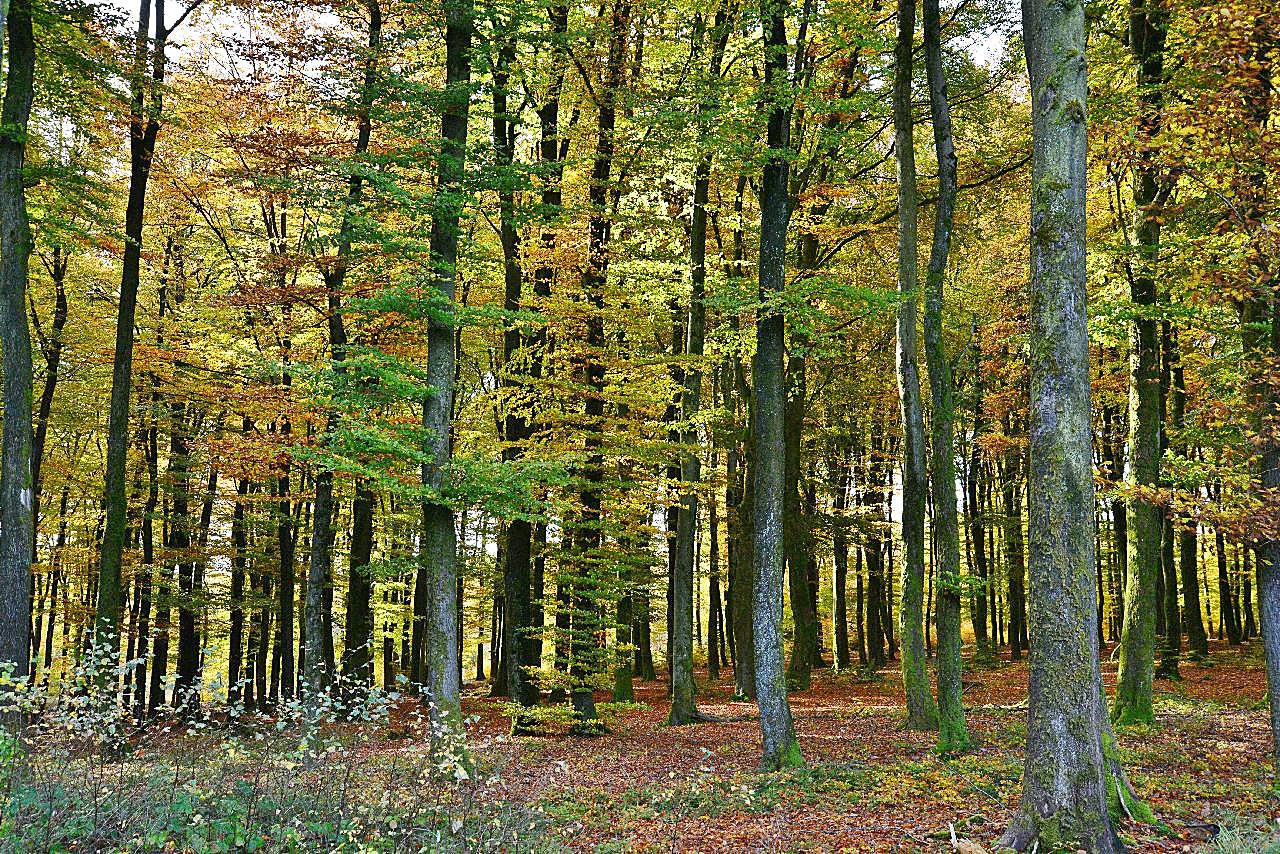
[1169, 334, 1207, 659]
[569, 1, 630, 731]
[492, 35, 537, 719]
[96, 0, 173, 677]
[893, 0, 939, 732]
[922, 0, 969, 754]
[420, 0, 472, 734]
[669, 11, 724, 724]
[0, 0, 36, 712]
[1216, 486, 1240, 644]
[171, 403, 199, 715]
[1156, 322, 1180, 677]
[752, 0, 802, 770]
[708, 445, 723, 679]
[1003, 456, 1027, 659]
[1114, 0, 1167, 727]
[229, 474, 250, 707]
[999, 0, 1129, 844]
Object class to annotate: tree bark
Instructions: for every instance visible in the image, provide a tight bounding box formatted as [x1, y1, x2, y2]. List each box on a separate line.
[420, 0, 473, 734]
[1114, 0, 1167, 727]
[999, 0, 1127, 845]
[96, 0, 176, 677]
[752, 0, 802, 770]
[922, 0, 969, 754]
[893, 0, 940, 732]
[0, 0, 35, 708]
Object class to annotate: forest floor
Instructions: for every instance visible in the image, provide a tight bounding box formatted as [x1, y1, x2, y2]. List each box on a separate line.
[11, 641, 1279, 852]
[433, 640, 1280, 852]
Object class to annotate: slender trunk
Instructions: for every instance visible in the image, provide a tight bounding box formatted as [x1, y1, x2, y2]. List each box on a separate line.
[229, 475, 249, 707]
[784, 354, 817, 690]
[95, 0, 171, 673]
[1114, 0, 1167, 727]
[894, 0, 939, 731]
[493, 36, 537, 717]
[831, 450, 851, 670]
[420, 0, 472, 733]
[1003, 457, 1027, 660]
[753, 0, 802, 769]
[342, 479, 376, 689]
[922, 0, 968, 753]
[968, 343, 989, 652]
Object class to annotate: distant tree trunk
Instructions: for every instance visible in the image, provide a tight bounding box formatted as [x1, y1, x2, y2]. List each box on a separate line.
[229, 475, 250, 707]
[171, 402, 199, 715]
[30, 251, 69, 576]
[708, 450, 723, 680]
[567, 1, 629, 732]
[1170, 335, 1207, 660]
[729, 377, 755, 698]
[784, 354, 817, 691]
[0, 0, 41, 692]
[342, 479, 376, 689]
[999, 0, 1129, 844]
[493, 35, 537, 718]
[831, 449, 851, 670]
[277, 430, 296, 703]
[1216, 494, 1241, 644]
[420, 0, 473, 733]
[752, 0, 801, 770]
[855, 546, 867, 666]
[894, 0, 939, 732]
[1156, 323, 1181, 679]
[922, 0, 968, 754]
[95, 0, 172, 675]
[304, 463, 336, 721]
[1002, 456, 1027, 660]
[967, 341, 989, 652]
[528, 3, 568, 690]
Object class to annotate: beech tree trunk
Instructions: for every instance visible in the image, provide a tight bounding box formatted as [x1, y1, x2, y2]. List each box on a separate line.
[752, 0, 802, 770]
[0, 0, 35, 709]
[420, 0, 472, 732]
[893, 0, 939, 732]
[96, 0, 171, 676]
[922, 0, 969, 754]
[1115, 0, 1167, 727]
[1000, 0, 1127, 845]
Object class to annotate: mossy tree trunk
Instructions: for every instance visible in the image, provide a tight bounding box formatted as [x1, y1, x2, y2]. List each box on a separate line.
[893, 0, 940, 732]
[999, 0, 1127, 846]
[922, 0, 968, 754]
[1114, 0, 1167, 727]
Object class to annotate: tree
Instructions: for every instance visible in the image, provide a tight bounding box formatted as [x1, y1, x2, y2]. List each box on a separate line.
[893, 0, 940, 733]
[1114, 0, 1167, 727]
[0, 0, 36, 710]
[753, 0, 803, 772]
[421, 0, 474, 734]
[1000, 0, 1127, 845]
[95, 0, 199, 677]
[921, 0, 969, 755]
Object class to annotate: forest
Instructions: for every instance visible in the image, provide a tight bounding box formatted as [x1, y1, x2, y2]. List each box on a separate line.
[0, 0, 1277, 849]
